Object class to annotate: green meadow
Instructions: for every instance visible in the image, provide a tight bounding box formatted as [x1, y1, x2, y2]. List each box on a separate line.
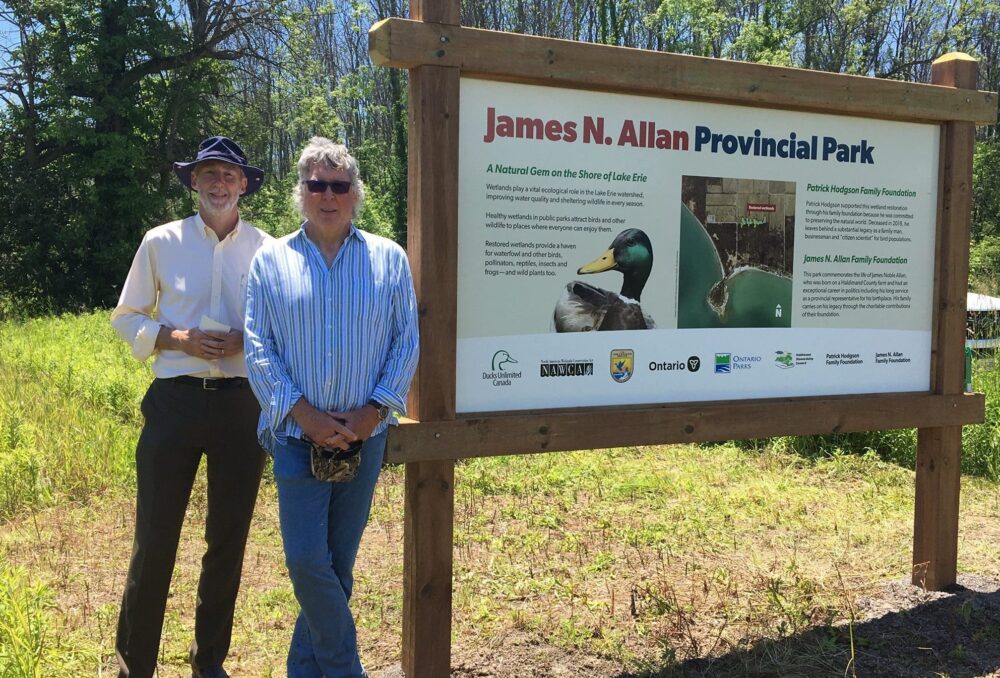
[3, 312, 1000, 676]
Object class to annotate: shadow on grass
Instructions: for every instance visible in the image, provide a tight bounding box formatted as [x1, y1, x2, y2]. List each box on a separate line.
[618, 576, 1000, 678]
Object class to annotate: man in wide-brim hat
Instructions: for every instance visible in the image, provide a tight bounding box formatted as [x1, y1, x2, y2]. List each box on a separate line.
[111, 136, 271, 678]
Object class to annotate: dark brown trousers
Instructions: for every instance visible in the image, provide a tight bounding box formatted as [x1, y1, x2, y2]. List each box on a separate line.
[115, 378, 265, 678]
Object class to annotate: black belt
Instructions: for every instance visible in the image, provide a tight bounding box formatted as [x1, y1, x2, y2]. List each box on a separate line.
[167, 375, 247, 390]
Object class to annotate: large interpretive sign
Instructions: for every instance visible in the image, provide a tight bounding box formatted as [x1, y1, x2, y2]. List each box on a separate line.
[375, 14, 989, 663]
[456, 78, 939, 412]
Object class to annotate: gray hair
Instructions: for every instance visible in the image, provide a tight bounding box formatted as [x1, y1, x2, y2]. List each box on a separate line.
[292, 136, 366, 219]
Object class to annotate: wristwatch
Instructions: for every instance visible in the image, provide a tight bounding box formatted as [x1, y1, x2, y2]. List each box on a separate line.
[367, 399, 390, 421]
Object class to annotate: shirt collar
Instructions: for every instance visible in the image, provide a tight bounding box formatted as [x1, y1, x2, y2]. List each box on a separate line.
[298, 222, 364, 247]
[297, 222, 365, 270]
[193, 212, 244, 242]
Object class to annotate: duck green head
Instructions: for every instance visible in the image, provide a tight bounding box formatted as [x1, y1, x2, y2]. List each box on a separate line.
[577, 228, 653, 301]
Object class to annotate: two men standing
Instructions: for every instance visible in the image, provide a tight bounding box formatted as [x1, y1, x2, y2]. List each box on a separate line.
[112, 134, 418, 677]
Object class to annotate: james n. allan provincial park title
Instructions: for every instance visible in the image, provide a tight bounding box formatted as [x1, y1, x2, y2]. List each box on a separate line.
[482, 107, 877, 164]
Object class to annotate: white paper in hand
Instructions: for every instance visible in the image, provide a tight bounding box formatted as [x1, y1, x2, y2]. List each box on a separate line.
[199, 315, 231, 334]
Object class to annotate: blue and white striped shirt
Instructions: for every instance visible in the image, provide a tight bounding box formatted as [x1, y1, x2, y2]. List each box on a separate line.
[244, 225, 419, 449]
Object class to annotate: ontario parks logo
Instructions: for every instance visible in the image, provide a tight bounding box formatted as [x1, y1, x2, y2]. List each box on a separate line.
[610, 349, 634, 383]
[715, 352, 761, 373]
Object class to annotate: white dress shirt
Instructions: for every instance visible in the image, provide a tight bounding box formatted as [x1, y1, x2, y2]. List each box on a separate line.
[111, 213, 271, 378]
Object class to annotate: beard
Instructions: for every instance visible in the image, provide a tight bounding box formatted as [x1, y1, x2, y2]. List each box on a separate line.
[199, 192, 239, 218]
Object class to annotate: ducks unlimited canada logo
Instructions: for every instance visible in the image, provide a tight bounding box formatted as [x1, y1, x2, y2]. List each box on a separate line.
[610, 349, 634, 383]
[484, 350, 522, 387]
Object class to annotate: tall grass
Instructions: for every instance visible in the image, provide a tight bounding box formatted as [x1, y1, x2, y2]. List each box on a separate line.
[0, 554, 102, 676]
[0, 312, 143, 517]
[0, 311, 150, 425]
[0, 560, 53, 677]
[4, 312, 1000, 521]
[964, 353, 1000, 478]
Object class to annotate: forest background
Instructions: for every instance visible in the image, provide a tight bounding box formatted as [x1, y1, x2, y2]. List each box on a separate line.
[2, 0, 1000, 316]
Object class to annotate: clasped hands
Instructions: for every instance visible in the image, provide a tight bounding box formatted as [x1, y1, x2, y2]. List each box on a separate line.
[292, 399, 380, 452]
[173, 327, 243, 360]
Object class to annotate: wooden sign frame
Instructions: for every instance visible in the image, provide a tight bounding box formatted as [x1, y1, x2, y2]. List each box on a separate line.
[369, 1, 996, 674]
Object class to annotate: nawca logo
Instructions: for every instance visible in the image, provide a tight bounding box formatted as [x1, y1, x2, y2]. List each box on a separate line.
[610, 349, 634, 383]
[492, 350, 519, 371]
[774, 350, 793, 369]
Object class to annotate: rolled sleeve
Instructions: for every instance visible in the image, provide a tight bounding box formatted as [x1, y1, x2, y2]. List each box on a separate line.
[372, 252, 420, 415]
[244, 253, 303, 437]
[110, 235, 162, 362]
[129, 317, 162, 361]
[266, 374, 303, 435]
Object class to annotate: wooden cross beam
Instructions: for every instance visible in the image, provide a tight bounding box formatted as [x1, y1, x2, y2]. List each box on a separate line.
[369, 18, 997, 124]
[386, 392, 983, 464]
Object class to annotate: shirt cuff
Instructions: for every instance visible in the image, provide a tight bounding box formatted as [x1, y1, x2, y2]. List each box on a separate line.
[371, 385, 406, 417]
[269, 381, 303, 434]
[132, 320, 162, 362]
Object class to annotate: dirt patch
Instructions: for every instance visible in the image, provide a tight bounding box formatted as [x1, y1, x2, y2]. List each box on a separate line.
[371, 633, 626, 678]
[674, 574, 1000, 678]
[367, 576, 1000, 678]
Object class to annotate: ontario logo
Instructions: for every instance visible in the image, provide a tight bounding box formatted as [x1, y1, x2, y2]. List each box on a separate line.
[714, 353, 731, 374]
[610, 349, 634, 383]
[484, 350, 522, 387]
[648, 355, 701, 373]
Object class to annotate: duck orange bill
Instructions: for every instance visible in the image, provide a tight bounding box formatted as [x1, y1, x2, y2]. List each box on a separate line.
[578, 248, 617, 274]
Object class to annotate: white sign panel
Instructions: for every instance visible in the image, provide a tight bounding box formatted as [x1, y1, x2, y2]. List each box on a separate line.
[456, 78, 938, 413]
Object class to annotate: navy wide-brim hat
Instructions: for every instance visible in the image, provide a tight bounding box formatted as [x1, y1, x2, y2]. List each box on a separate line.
[173, 136, 265, 197]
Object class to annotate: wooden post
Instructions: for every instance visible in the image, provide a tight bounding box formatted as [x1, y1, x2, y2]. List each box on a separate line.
[912, 53, 978, 591]
[402, 0, 460, 675]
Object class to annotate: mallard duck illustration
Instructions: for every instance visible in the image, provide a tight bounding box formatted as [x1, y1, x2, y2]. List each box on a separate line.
[554, 228, 655, 332]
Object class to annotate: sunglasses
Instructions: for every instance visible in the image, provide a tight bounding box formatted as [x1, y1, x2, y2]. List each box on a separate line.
[303, 179, 352, 194]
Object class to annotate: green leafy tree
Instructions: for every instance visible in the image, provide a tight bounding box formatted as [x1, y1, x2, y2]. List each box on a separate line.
[0, 0, 281, 312]
[970, 141, 1000, 293]
[973, 141, 1000, 242]
[214, 0, 409, 241]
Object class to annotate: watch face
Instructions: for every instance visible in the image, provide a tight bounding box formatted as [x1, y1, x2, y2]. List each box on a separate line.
[370, 401, 389, 420]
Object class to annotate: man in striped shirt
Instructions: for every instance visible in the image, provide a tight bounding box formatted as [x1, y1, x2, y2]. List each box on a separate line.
[244, 137, 419, 677]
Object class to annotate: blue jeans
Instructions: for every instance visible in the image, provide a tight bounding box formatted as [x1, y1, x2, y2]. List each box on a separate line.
[272, 431, 386, 678]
